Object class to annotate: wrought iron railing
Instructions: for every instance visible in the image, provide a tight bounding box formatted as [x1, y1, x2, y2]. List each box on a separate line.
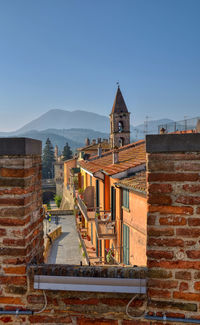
[77, 194, 88, 221]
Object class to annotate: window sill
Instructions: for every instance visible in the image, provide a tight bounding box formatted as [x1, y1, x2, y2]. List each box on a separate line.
[122, 206, 130, 212]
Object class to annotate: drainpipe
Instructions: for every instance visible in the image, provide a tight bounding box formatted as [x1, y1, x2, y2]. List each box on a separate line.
[145, 314, 200, 324]
[0, 310, 33, 315]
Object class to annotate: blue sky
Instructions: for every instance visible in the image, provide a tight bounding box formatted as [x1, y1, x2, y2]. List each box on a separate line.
[0, 0, 199, 131]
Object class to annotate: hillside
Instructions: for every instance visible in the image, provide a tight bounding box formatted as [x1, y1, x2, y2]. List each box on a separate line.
[13, 109, 110, 134]
[19, 130, 82, 153]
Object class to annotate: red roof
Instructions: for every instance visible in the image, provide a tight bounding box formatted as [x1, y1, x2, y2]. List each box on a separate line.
[79, 140, 146, 176]
[115, 172, 146, 194]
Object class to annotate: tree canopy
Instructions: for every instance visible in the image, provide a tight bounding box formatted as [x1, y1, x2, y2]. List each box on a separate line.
[62, 142, 73, 161]
[42, 138, 55, 179]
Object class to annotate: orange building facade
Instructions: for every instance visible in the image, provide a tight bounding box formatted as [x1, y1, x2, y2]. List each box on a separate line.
[77, 141, 147, 266]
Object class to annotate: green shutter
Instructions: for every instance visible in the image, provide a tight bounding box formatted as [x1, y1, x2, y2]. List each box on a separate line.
[123, 224, 130, 265]
[111, 186, 116, 221]
[96, 180, 99, 208]
[99, 240, 102, 257]
[96, 233, 99, 257]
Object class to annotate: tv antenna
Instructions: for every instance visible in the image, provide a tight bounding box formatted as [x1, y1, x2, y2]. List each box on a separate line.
[144, 116, 151, 135]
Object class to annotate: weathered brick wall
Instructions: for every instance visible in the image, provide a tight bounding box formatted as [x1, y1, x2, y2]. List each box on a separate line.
[4, 134, 200, 324]
[146, 134, 200, 320]
[0, 138, 44, 314]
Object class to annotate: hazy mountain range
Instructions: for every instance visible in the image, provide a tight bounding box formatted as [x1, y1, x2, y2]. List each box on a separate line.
[0, 109, 174, 151]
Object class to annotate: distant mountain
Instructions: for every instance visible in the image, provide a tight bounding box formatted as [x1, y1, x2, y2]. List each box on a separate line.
[46, 128, 109, 144]
[0, 107, 175, 147]
[12, 109, 110, 134]
[15, 128, 109, 153]
[19, 130, 82, 152]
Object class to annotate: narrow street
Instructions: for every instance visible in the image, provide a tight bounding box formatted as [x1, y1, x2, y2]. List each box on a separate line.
[47, 214, 85, 265]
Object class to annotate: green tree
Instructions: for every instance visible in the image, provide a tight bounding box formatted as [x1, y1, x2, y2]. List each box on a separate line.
[54, 195, 62, 208]
[62, 142, 73, 161]
[42, 138, 55, 179]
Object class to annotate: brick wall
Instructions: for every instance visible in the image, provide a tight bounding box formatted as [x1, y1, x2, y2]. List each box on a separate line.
[3, 134, 200, 324]
[146, 133, 200, 320]
[0, 138, 44, 318]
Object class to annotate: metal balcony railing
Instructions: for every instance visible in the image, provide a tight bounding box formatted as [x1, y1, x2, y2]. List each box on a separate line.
[95, 210, 116, 240]
[77, 194, 95, 222]
[158, 116, 200, 134]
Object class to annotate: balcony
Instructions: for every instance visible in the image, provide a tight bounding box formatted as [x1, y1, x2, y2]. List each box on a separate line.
[95, 210, 116, 240]
[77, 194, 95, 222]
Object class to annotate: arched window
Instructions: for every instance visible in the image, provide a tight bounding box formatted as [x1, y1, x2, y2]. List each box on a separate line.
[118, 121, 123, 133]
[119, 137, 124, 147]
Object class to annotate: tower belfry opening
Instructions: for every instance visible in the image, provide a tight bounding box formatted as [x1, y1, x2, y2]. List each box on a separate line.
[110, 86, 131, 149]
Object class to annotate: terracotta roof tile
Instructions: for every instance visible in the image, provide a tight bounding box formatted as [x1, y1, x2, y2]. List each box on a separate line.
[79, 141, 146, 176]
[115, 172, 146, 194]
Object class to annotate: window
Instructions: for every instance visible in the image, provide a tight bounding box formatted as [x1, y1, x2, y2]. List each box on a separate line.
[119, 137, 124, 147]
[123, 224, 130, 265]
[122, 189, 129, 209]
[118, 121, 123, 133]
[90, 176, 92, 186]
[111, 186, 116, 221]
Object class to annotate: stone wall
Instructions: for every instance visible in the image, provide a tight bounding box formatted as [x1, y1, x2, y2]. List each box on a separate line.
[146, 133, 200, 320]
[0, 138, 44, 320]
[2, 135, 200, 324]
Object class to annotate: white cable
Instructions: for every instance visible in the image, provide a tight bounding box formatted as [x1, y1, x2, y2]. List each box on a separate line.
[34, 290, 47, 314]
[126, 294, 146, 319]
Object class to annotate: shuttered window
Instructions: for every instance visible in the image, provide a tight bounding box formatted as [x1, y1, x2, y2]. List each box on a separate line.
[123, 224, 130, 265]
[111, 186, 116, 221]
[122, 189, 129, 209]
[96, 180, 99, 208]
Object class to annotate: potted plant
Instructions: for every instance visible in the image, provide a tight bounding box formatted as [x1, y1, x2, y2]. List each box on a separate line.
[105, 248, 114, 264]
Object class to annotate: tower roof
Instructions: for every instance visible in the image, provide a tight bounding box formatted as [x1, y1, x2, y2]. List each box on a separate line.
[111, 86, 128, 114]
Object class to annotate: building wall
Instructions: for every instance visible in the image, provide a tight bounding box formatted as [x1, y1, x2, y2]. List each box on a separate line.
[54, 162, 64, 196]
[63, 158, 77, 187]
[123, 192, 147, 266]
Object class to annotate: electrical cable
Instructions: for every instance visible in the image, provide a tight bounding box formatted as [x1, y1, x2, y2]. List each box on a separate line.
[34, 290, 47, 314]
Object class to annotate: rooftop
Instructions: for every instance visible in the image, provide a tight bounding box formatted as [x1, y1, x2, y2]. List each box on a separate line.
[115, 172, 146, 194]
[77, 141, 110, 152]
[79, 140, 146, 177]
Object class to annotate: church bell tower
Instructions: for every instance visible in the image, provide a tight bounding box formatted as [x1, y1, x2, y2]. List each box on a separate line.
[110, 86, 130, 149]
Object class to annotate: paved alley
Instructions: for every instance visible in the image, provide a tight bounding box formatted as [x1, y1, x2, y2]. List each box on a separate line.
[47, 214, 85, 265]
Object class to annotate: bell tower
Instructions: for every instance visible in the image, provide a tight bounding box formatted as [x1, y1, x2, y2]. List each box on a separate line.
[110, 86, 130, 148]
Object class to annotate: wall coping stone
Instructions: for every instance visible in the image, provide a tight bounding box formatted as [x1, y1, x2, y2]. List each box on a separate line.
[0, 137, 42, 155]
[29, 265, 147, 279]
[146, 133, 200, 153]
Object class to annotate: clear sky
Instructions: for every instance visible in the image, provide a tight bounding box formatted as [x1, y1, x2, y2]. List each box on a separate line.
[0, 0, 199, 131]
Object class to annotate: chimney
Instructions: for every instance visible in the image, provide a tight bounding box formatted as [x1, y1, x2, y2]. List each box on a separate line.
[85, 138, 90, 146]
[112, 148, 119, 164]
[92, 139, 96, 145]
[98, 144, 102, 157]
[160, 127, 166, 134]
[97, 137, 101, 144]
